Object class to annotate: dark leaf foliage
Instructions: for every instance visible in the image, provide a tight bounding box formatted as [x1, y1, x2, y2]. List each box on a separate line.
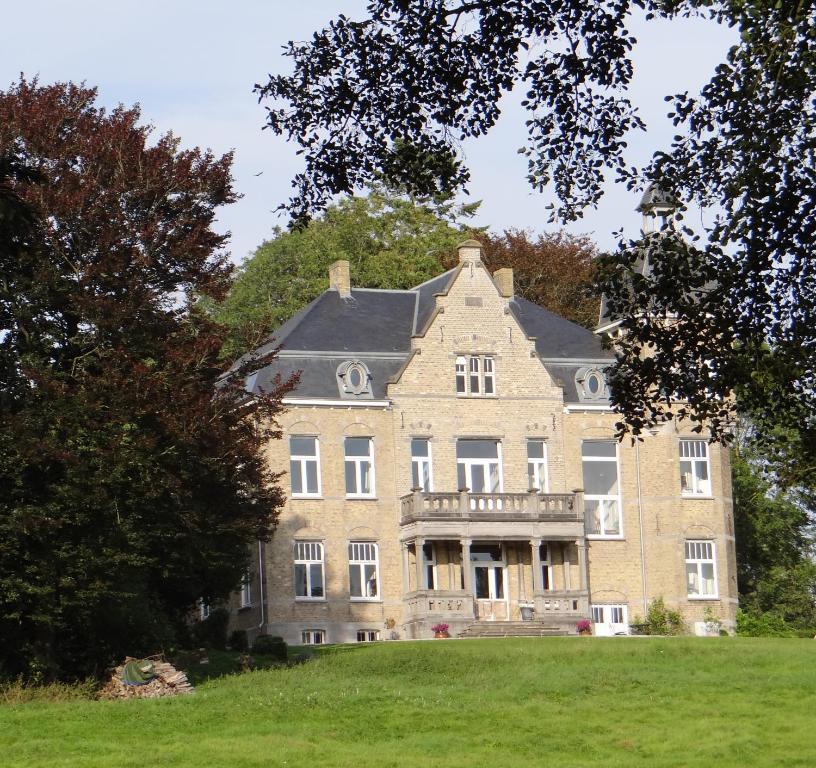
[261, 1, 816, 480]
[0, 79, 291, 681]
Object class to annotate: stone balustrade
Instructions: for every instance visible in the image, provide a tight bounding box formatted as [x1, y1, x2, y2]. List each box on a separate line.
[400, 490, 582, 524]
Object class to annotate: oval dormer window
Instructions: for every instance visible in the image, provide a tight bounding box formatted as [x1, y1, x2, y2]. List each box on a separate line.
[575, 366, 609, 402]
[336, 360, 372, 398]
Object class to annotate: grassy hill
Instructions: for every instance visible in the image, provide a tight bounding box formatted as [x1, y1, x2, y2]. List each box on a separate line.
[2, 637, 815, 767]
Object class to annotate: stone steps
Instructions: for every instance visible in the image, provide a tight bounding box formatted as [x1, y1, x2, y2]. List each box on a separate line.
[458, 621, 568, 638]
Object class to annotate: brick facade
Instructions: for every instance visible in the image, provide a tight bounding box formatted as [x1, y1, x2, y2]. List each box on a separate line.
[230, 241, 737, 644]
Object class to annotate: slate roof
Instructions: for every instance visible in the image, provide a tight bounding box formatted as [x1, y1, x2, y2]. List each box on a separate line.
[242, 270, 613, 403]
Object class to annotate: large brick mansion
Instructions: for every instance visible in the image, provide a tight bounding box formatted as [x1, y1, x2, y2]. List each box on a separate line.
[227, 233, 737, 644]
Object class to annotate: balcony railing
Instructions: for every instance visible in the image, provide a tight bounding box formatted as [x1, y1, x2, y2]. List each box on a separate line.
[400, 490, 583, 524]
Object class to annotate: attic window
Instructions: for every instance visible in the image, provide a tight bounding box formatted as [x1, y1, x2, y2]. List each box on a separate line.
[336, 361, 373, 398]
[576, 367, 609, 402]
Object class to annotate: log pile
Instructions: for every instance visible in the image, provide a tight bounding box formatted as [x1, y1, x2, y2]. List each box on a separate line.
[98, 656, 195, 700]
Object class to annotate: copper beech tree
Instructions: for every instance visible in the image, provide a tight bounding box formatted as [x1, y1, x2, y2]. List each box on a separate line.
[0, 80, 290, 680]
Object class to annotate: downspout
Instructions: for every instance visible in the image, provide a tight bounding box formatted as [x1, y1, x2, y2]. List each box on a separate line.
[635, 440, 649, 616]
[254, 539, 266, 637]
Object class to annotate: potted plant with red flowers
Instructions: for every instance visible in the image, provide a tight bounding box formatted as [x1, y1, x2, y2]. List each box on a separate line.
[576, 619, 592, 636]
[431, 623, 450, 639]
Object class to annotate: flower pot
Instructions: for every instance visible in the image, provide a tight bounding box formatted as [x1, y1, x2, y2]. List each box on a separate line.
[579, 629, 592, 636]
[434, 631, 450, 639]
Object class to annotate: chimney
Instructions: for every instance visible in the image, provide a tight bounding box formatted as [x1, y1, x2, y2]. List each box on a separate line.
[457, 238, 483, 264]
[493, 267, 514, 298]
[329, 260, 351, 297]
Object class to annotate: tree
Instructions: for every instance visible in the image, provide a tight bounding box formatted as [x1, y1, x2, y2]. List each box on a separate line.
[732, 444, 816, 628]
[257, 1, 816, 474]
[0, 79, 289, 681]
[447, 229, 600, 329]
[216, 187, 475, 358]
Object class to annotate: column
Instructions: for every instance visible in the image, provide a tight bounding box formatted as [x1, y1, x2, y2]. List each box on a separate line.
[530, 538, 543, 592]
[415, 537, 426, 592]
[401, 542, 411, 594]
[461, 538, 473, 594]
[577, 539, 588, 591]
[563, 541, 572, 591]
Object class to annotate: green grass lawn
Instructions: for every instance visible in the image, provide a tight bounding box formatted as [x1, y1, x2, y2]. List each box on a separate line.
[2, 637, 814, 767]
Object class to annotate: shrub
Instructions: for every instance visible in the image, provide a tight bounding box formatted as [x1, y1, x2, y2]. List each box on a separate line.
[736, 609, 795, 637]
[252, 635, 287, 661]
[192, 608, 230, 650]
[633, 597, 685, 636]
[229, 630, 248, 652]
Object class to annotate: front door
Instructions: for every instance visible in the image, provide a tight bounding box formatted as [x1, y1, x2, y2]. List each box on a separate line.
[471, 544, 508, 620]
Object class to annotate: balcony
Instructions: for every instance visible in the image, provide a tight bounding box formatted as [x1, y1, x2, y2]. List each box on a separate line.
[400, 490, 582, 525]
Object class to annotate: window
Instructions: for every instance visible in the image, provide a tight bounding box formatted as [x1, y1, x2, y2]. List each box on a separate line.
[336, 360, 372, 397]
[457, 440, 502, 494]
[199, 600, 210, 621]
[294, 541, 325, 599]
[455, 355, 496, 396]
[592, 604, 629, 635]
[471, 544, 505, 600]
[423, 542, 436, 590]
[411, 439, 433, 492]
[685, 540, 718, 598]
[240, 573, 252, 608]
[540, 543, 552, 591]
[356, 630, 380, 642]
[576, 367, 609, 401]
[301, 629, 325, 645]
[348, 542, 379, 600]
[527, 440, 549, 492]
[582, 441, 622, 537]
[680, 440, 711, 496]
[290, 436, 320, 497]
[344, 437, 375, 497]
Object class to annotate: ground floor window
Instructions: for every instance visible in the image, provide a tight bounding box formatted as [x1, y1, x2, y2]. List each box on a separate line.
[239, 573, 252, 608]
[471, 544, 505, 600]
[540, 543, 553, 591]
[301, 629, 325, 645]
[349, 542, 379, 599]
[591, 604, 629, 636]
[356, 630, 380, 642]
[423, 542, 436, 590]
[685, 540, 718, 598]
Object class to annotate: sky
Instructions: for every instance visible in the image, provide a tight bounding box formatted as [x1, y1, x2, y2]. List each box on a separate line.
[2, 1, 736, 264]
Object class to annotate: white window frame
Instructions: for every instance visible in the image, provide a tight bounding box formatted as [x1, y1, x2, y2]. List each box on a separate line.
[422, 542, 437, 590]
[540, 543, 553, 591]
[301, 629, 325, 645]
[456, 440, 503, 493]
[239, 573, 252, 608]
[289, 436, 321, 497]
[356, 630, 380, 642]
[582, 440, 623, 539]
[455, 354, 497, 397]
[527, 439, 549, 492]
[591, 604, 629, 635]
[685, 540, 719, 599]
[680, 439, 712, 496]
[199, 600, 210, 621]
[411, 438, 433, 492]
[348, 541, 380, 601]
[344, 437, 375, 498]
[294, 541, 325, 600]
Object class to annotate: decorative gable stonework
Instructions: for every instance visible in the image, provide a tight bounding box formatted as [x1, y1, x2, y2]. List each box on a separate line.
[228, 240, 737, 644]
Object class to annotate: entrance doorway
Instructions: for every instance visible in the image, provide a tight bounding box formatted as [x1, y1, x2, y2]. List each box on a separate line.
[471, 543, 508, 620]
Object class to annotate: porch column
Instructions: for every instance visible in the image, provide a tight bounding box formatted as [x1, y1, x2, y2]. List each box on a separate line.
[461, 538, 473, 594]
[577, 539, 588, 591]
[415, 537, 426, 591]
[530, 538, 543, 592]
[401, 542, 411, 594]
[563, 542, 572, 591]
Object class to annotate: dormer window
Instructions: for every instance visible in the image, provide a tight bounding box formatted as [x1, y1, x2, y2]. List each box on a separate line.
[336, 360, 372, 398]
[456, 355, 495, 396]
[576, 367, 609, 402]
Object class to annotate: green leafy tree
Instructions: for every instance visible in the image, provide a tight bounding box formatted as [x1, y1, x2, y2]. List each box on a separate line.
[216, 188, 476, 358]
[732, 444, 816, 628]
[257, 1, 815, 478]
[0, 79, 289, 681]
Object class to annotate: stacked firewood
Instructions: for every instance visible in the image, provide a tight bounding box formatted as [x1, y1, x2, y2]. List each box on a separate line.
[98, 656, 195, 700]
